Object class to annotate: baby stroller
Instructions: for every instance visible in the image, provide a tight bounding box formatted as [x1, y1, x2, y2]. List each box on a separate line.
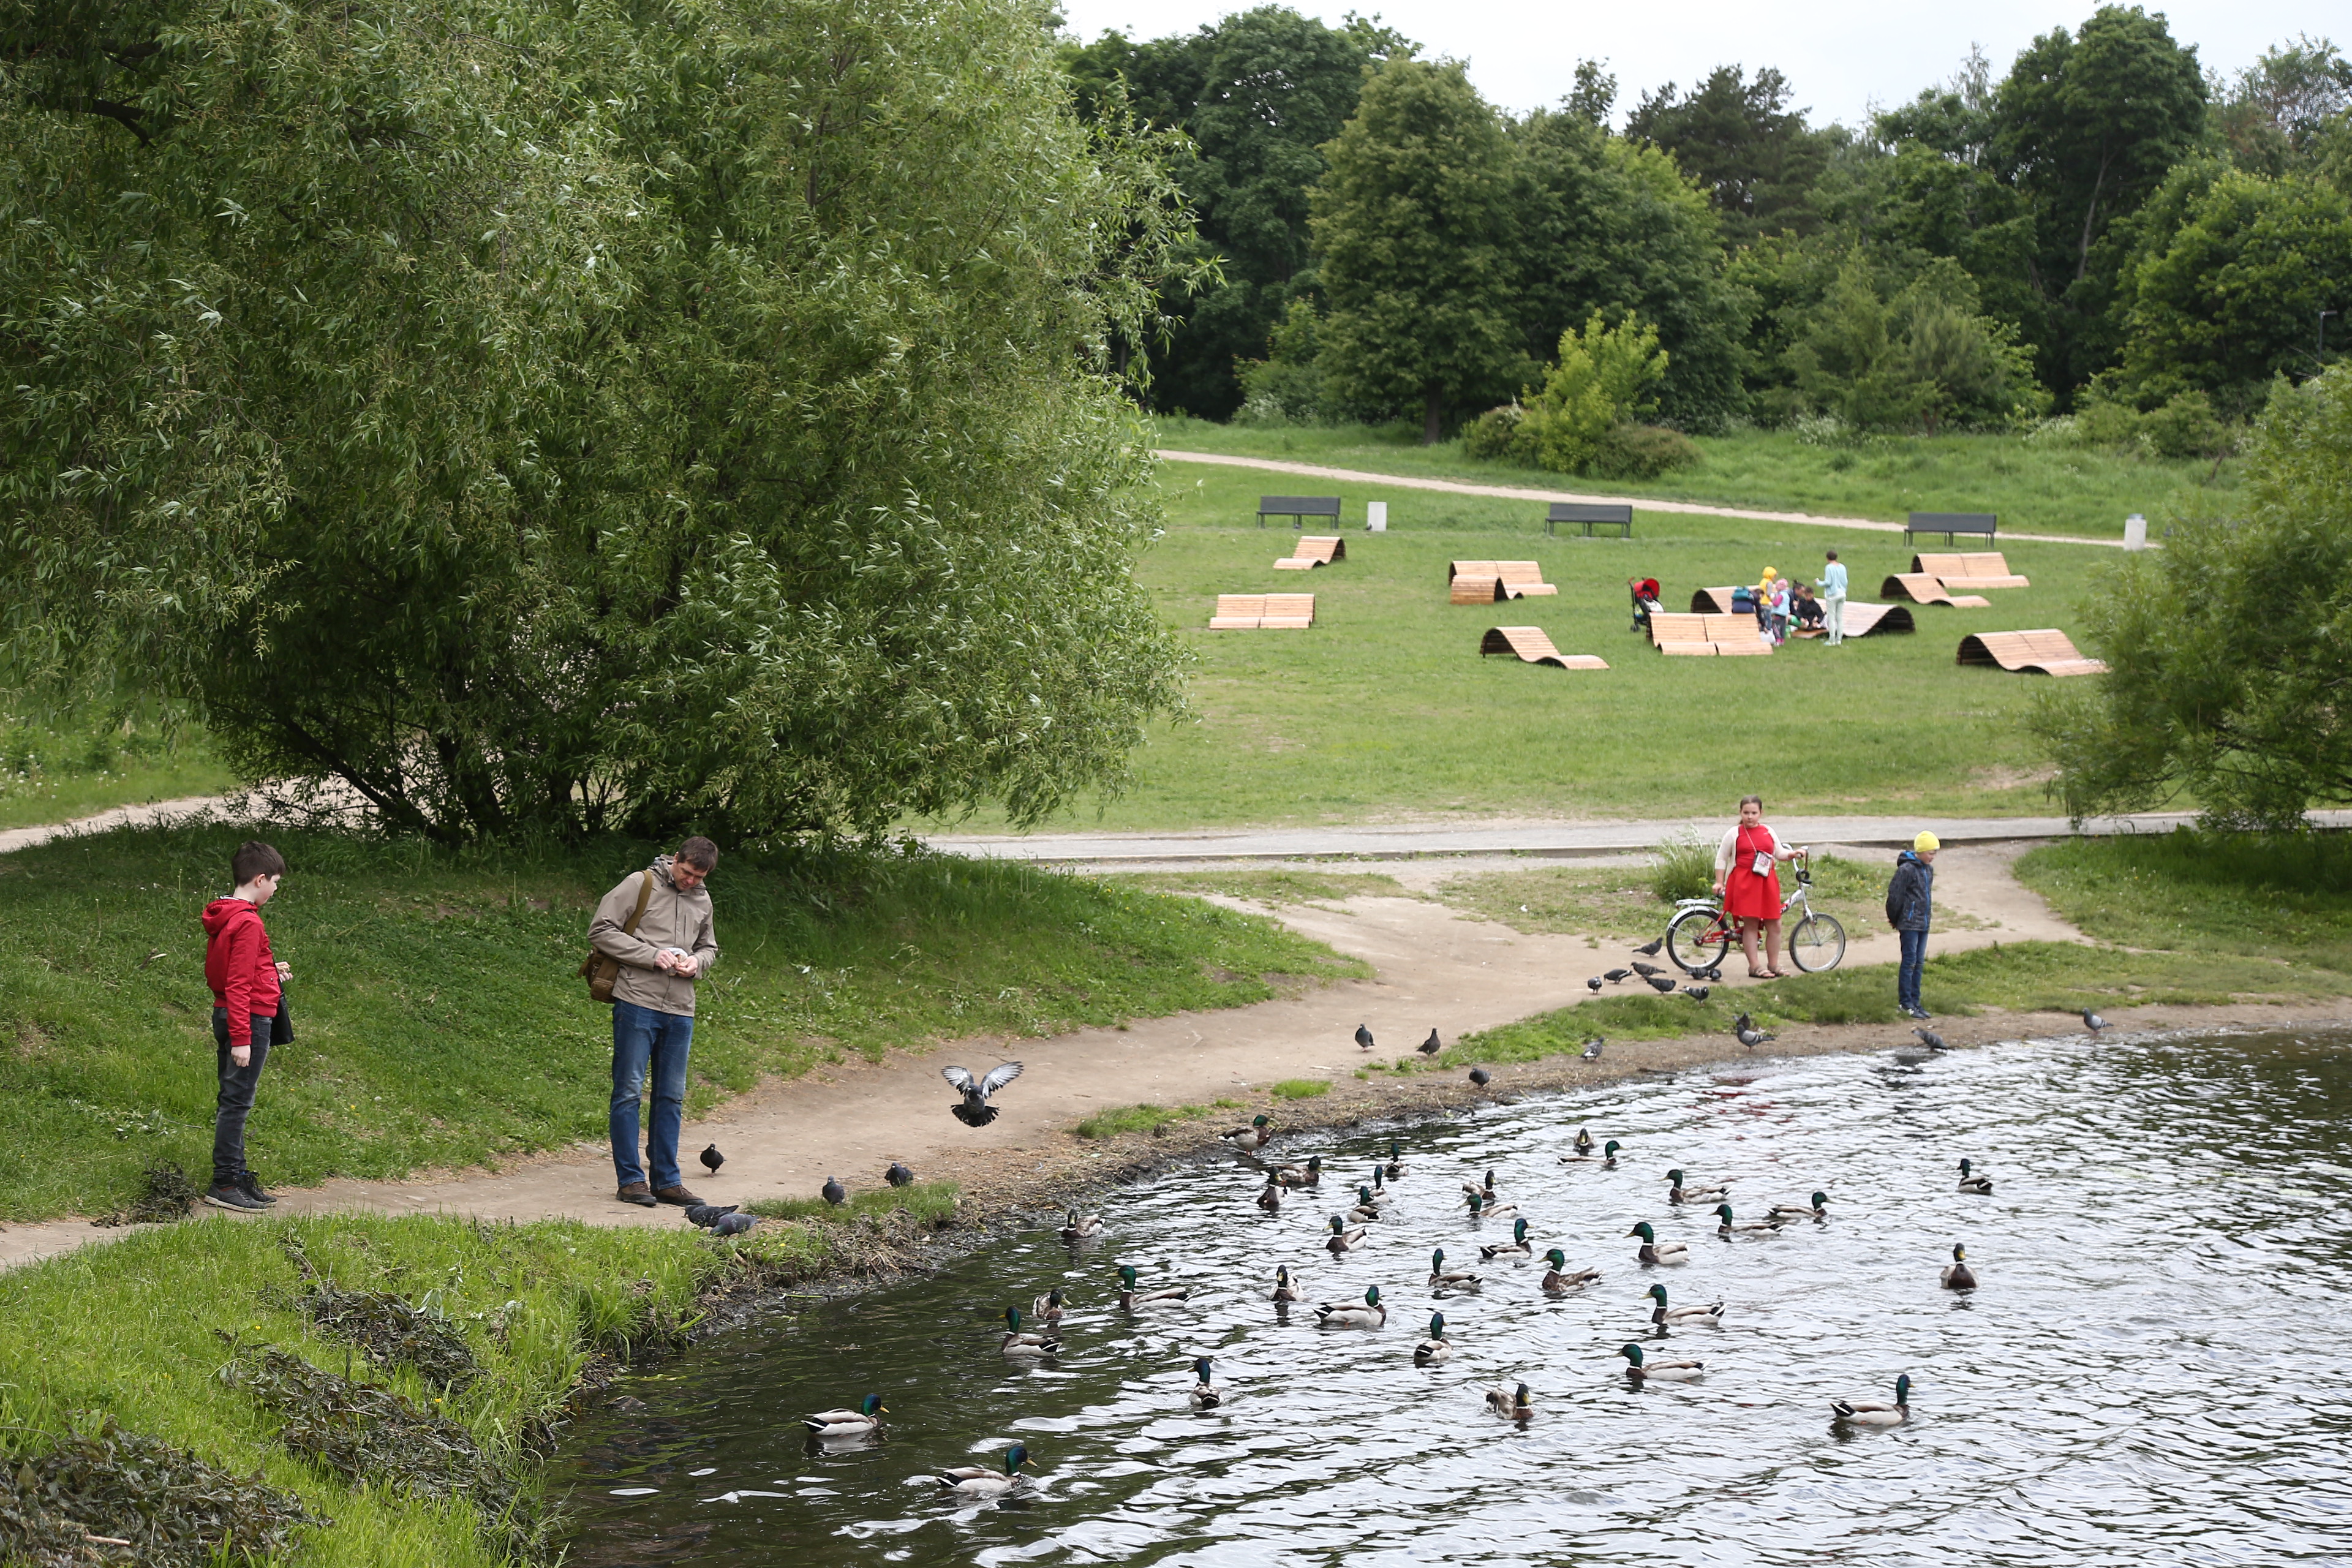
[1628, 577, 1663, 633]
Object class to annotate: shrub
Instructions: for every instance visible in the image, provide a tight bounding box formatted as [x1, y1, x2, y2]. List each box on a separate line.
[1592, 423, 1701, 479]
[1463, 403, 1525, 459]
[1646, 832, 1716, 903]
[2143, 390, 2232, 458]
[1517, 312, 1669, 474]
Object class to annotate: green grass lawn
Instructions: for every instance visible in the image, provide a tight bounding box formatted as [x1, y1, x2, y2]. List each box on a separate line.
[0, 709, 239, 831]
[1153, 415, 2240, 540]
[933, 458, 2119, 832]
[0, 826, 1362, 1222]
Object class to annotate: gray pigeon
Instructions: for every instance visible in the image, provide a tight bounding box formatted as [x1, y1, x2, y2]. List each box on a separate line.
[1645, 974, 1676, 993]
[821, 1175, 848, 1206]
[885, 1162, 915, 1188]
[1588, 976, 1605, 992]
[1681, 985, 1710, 1001]
[1419, 1029, 1443, 1055]
[1630, 961, 1663, 979]
[1603, 968, 1632, 983]
[1912, 1026, 1947, 1051]
[1580, 1038, 1604, 1061]
[1736, 1022, 1774, 1049]
[944, 1061, 1023, 1126]
[712, 1212, 757, 1237]
[684, 1204, 739, 1228]
[1633, 937, 1664, 957]
[2082, 1009, 2109, 1034]
[1468, 1067, 1491, 1087]
[1355, 1024, 1375, 1050]
[1733, 1012, 1754, 1033]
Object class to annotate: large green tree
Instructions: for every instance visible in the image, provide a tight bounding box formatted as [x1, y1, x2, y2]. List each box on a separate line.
[1311, 57, 1525, 441]
[2, 0, 1194, 842]
[1624, 65, 1832, 245]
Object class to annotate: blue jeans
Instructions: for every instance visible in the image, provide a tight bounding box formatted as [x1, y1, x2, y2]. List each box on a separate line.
[1897, 927, 1931, 1012]
[611, 1000, 694, 1189]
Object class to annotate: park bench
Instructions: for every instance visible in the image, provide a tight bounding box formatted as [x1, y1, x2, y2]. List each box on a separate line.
[1448, 560, 1557, 600]
[1649, 611, 1771, 657]
[1546, 502, 1634, 537]
[1208, 593, 1316, 630]
[1273, 537, 1346, 571]
[1955, 629, 2105, 677]
[1881, 573, 1990, 608]
[1912, 551, 2029, 589]
[1479, 627, 1608, 669]
[1259, 495, 1341, 530]
[1905, 511, 1998, 545]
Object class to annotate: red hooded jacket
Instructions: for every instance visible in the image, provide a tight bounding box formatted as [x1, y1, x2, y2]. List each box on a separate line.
[203, 897, 282, 1049]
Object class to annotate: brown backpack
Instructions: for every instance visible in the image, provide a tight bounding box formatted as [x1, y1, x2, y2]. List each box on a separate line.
[579, 869, 654, 1003]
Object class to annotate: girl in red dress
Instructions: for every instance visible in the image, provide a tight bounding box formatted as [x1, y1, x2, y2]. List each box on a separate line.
[1713, 794, 1803, 979]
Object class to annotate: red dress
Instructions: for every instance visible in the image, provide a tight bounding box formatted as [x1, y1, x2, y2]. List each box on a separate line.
[1725, 823, 1782, 921]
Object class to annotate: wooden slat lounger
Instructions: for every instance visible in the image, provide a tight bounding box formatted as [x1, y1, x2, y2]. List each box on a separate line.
[1450, 574, 1507, 605]
[1882, 573, 1991, 608]
[1838, 603, 1915, 637]
[1913, 552, 2029, 589]
[1955, 629, 2105, 676]
[1449, 560, 1558, 599]
[1650, 611, 1772, 657]
[1480, 627, 1608, 669]
[1208, 593, 1316, 630]
[1691, 586, 1743, 614]
[1273, 537, 1346, 571]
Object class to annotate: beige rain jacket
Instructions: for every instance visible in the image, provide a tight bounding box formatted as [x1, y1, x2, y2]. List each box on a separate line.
[589, 856, 719, 1016]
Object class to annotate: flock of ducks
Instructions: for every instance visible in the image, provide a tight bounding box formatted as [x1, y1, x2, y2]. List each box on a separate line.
[804, 1117, 1989, 1496]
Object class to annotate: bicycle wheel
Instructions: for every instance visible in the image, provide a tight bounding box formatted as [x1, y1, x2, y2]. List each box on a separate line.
[1787, 913, 1846, 973]
[1666, 907, 1731, 976]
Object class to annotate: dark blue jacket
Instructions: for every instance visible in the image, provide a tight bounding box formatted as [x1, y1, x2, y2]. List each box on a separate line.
[1885, 852, 1934, 932]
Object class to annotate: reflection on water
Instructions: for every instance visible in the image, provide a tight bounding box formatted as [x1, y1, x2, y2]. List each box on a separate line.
[556, 1030, 2352, 1566]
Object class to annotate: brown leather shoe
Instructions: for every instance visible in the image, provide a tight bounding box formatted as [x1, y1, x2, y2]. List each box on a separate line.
[653, 1183, 704, 1206]
[617, 1182, 657, 1207]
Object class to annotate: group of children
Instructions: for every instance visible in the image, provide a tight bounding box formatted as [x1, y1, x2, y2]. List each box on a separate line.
[1628, 549, 1853, 647]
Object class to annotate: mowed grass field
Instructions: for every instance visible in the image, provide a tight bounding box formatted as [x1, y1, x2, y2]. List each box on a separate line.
[944, 459, 2124, 831]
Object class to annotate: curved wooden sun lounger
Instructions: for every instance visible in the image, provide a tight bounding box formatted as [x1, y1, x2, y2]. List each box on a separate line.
[1480, 627, 1608, 669]
[1208, 593, 1316, 630]
[1451, 574, 1507, 605]
[1956, 629, 2105, 676]
[1649, 611, 1772, 657]
[1273, 537, 1346, 571]
[1882, 573, 1991, 608]
[1913, 552, 2029, 589]
[1449, 560, 1558, 599]
[1838, 603, 1915, 637]
[1691, 586, 1743, 614]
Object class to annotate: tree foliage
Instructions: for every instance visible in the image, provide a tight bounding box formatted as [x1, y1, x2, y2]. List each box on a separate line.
[1624, 65, 1832, 244]
[1516, 314, 1668, 474]
[2029, 366, 2352, 827]
[1, 0, 1197, 842]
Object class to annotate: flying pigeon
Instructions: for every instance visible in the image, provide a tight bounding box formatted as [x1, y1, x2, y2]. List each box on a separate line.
[1468, 1067, 1491, 1087]
[1633, 937, 1665, 957]
[700, 1143, 725, 1175]
[944, 1061, 1023, 1126]
[2082, 1009, 2109, 1034]
[1603, 968, 1632, 984]
[1736, 1022, 1774, 1049]
[1912, 1026, 1947, 1051]
[684, 1204, 739, 1228]
[821, 1176, 848, 1206]
[885, 1162, 915, 1188]
[1630, 962, 1663, 979]
[1645, 974, 1677, 993]
[1681, 985, 1710, 1001]
[1588, 976, 1605, 992]
[1419, 1029, 1443, 1055]
[1580, 1038, 1605, 1061]
[1355, 1024, 1376, 1050]
[711, 1212, 757, 1237]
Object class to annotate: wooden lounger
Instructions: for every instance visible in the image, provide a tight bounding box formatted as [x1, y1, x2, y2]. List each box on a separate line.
[1650, 611, 1772, 657]
[1208, 593, 1316, 630]
[1882, 573, 1991, 608]
[1913, 552, 2029, 589]
[1273, 537, 1346, 571]
[1480, 627, 1608, 669]
[1450, 575, 1507, 605]
[1690, 586, 1743, 614]
[1449, 560, 1558, 598]
[1955, 629, 2105, 677]
[1838, 603, 1915, 638]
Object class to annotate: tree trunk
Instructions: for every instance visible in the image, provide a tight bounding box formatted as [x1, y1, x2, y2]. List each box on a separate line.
[1422, 386, 1442, 445]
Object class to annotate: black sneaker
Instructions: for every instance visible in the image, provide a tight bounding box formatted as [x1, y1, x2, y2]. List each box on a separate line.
[237, 1172, 278, 1206]
[204, 1182, 268, 1213]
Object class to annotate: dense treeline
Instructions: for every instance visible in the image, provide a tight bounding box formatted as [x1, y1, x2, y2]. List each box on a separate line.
[1068, 6, 2352, 451]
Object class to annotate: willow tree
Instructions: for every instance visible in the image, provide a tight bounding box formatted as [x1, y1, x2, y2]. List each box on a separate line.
[1, 0, 1196, 840]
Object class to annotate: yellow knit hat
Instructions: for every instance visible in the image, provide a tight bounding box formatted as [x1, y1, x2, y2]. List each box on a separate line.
[1914, 831, 1940, 852]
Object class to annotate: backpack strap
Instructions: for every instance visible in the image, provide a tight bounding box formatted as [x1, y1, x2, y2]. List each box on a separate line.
[624, 868, 654, 935]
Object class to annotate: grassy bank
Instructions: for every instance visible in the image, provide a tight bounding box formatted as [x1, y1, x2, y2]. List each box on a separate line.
[1152, 415, 2239, 540]
[0, 704, 238, 831]
[0, 826, 1363, 1222]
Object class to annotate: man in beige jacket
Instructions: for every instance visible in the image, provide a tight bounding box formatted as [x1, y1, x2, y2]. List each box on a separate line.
[590, 837, 721, 1206]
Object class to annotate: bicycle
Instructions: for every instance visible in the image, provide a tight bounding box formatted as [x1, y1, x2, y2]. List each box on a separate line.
[1663, 853, 1847, 976]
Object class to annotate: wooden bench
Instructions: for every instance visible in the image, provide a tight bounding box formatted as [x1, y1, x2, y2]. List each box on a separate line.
[1208, 593, 1316, 630]
[1259, 495, 1341, 530]
[1546, 502, 1634, 538]
[1955, 629, 2105, 677]
[1906, 511, 1997, 545]
[1480, 626, 1608, 669]
[1273, 537, 1346, 571]
[1649, 611, 1771, 657]
[1881, 573, 1991, 608]
[1449, 560, 1558, 600]
[1913, 551, 2029, 589]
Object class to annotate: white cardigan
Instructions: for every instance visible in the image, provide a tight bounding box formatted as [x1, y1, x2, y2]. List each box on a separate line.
[1715, 823, 1795, 879]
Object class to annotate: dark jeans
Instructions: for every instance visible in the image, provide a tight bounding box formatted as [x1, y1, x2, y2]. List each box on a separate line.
[611, 999, 695, 1189]
[210, 1008, 276, 1187]
[1898, 927, 1931, 1011]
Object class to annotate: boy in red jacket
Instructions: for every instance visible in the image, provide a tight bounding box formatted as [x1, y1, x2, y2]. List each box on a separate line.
[201, 840, 291, 1211]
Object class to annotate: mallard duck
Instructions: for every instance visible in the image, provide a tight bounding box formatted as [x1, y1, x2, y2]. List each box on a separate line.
[1618, 1343, 1703, 1382]
[1665, 1168, 1730, 1204]
[1833, 1374, 1912, 1426]
[1428, 1248, 1482, 1289]
[1060, 1209, 1104, 1243]
[1714, 1203, 1784, 1237]
[1412, 1313, 1451, 1364]
[803, 1392, 885, 1439]
[1273, 1155, 1324, 1189]
[1315, 1284, 1385, 1327]
[1117, 1264, 1191, 1308]
[1347, 1185, 1385, 1223]
[1382, 1140, 1410, 1180]
[1000, 1306, 1060, 1359]
[1958, 1160, 1993, 1195]
[1459, 1169, 1503, 1203]
[1369, 1165, 1387, 1195]
[1766, 1191, 1830, 1221]
[1479, 1217, 1534, 1261]
[1256, 1180, 1283, 1213]
[1030, 1287, 1066, 1326]
[937, 1443, 1035, 1496]
[1627, 1221, 1688, 1265]
[1941, 1243, 1977, 1290]
[1487, 1381, 1536, 1419]
[1271, 1264, 1307, 1303]
[1572, 1127, 1597, 1156]
[1188, 1356, 1227, 1409]
[1560, 1138, 1621, 1166]
[1325, 1214, 1368, 1255]
[1464, 1191, 1520, 1222]
[1540, 1248, 1600, 1294]
[1646, 1284, 1724, 1328]
[1220, 1114, 1273, 1148]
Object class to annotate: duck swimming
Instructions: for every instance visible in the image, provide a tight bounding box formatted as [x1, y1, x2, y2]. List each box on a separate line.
[1714, 1203, 1784, 1237]
[1666, 1169, 1730, 1204]
[1256, 1180, 1283, 1213]
[1646, 1284, 1724, 1328]
[1833, 1374, 1912, 1426]
[802, 1393, 885, 1440]
[1000, 1306, 1060, 1359]
[1188, 1357, 1227, 1409]
[1347, 1185, 1385, 1224]
[1270, 1264, 1307, 1303]
[1958, 1160, 1993, 1195]
[1429, 1249, 1482, 1289]
[1060, 1210, 1104, 1243]
[1030, 1287, 1066, 1326]
[1627, 1221, 1689, 1265]
[1273, 1155, 1324, 1190]
[1561, 1139, 1621, 1167]
[1117, 1264, 1191, 1308]
[937, 1444, 1035, 1496]
[1618, 1343, 1704, 1382]
[1383, 1140, 1410, 1180]
[1412, 1313, 1451, 1365]
[1479, 1217, 1534, 1261]
[1326, 1214, 1368, 1255]
[1487, 1382, 1536, 1419]
[1941, 1243, 1977, 1290]
[1315, 1285, 1386, 1328]
[1766, 1191, 1830, 1221]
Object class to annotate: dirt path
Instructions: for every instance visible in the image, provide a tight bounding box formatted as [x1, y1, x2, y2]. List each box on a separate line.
[1158, 450, 2132, 548]
[0, 794, 237, 856]
[0, 841, 2313, 1271]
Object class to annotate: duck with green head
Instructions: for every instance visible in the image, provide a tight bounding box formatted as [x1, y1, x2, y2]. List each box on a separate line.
[1561, 1138, 1621, 1166]
[1326, 1214, 1368, 1255]
[937, 1444, 1034, 1496]
[1315, 1285, 1385, 1327]
[1348, 1185, 1385, 1223]
[802, 1392, 885, 1440]
[1220, 1114, 1273, 1148]
[1030, 1287, 1066, 1326]
[1646, 1284, 1724, 1328]
[1714, 1203, 1784, 1237]
[1833, 1374, 1912, 1425]
[1666, 1169, 1729, 1204]
[1766, 1191, 1830, 1221]
[1957, 1160, 1993, 1195]
[1618, 1343, 1703, 1382]
[1270, 1264, 1307, 1303]
[1412, 1313, 1451, 1364]
[1479, 1217, 1534, 1261]
[1429, 1249, 1482, 1289]
[1000, 1306, 1060, 1358]
[1941, 1244, 1977, 1290]
[1487, 1381, 1536, 1419]
[1274, 1155, 1324, 1190]
[1464, 1191, 1520, 1222]
[1188, 1357, 1227, 1408]
[1541, 1249, 1600, 1294]
[1459, 1169, 1503, 1204]
[1627, 1221, 1688, 1265]
[1118, 1264, 1191, 1308]
[1383, 1140, 1410, 1180]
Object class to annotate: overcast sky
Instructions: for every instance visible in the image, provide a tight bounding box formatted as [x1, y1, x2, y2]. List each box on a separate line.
[1055, 1, 2342, 129]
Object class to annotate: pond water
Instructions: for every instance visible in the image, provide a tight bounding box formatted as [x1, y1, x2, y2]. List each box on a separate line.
[555, 1030, 2352, 1566]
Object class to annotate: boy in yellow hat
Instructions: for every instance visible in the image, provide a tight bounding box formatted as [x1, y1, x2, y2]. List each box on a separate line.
[1885, 832, 1938, 1019]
